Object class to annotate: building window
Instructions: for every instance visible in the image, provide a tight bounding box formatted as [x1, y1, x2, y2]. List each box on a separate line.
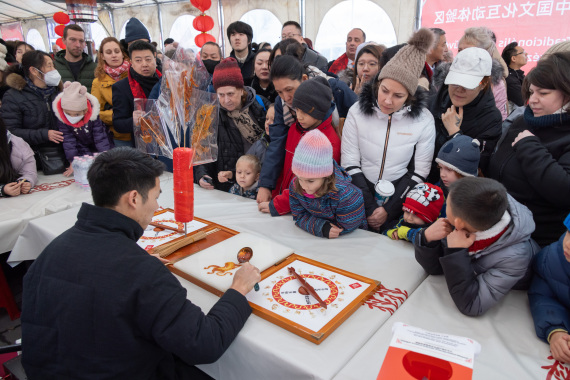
[240, 9, 281, 49]
[26, 28, 46, 52]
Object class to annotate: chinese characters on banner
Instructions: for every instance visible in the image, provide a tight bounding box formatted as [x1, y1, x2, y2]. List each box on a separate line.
[421, 0, 570, 70]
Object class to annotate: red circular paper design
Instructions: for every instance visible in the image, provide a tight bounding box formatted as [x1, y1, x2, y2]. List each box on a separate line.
[272, 274, 338, 310]
[194, 33, 216, 48]
[190, 0, 211, 13]
[53, 12, 70, 25]
[139, 219, 183, 240]
[193, 15, 214, 32]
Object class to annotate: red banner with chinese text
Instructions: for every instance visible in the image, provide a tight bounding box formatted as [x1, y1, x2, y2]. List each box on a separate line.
[421, 0, 570, 71]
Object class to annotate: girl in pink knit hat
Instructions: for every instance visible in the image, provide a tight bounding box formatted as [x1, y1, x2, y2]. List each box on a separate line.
[52, 81, 114, 176]
[289, 129, 367, 238]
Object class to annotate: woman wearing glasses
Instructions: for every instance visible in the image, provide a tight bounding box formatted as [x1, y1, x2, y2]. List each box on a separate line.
[351, 44, 385, 95]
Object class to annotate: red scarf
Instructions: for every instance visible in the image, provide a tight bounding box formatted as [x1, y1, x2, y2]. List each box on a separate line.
[56, 98, 93, 129]
[468, 212, 511, 254]
[104, 60, 130, 82]
[424, 62, 433, 82]
[128, 68, 162, 100]
[329, 53, 348, 74]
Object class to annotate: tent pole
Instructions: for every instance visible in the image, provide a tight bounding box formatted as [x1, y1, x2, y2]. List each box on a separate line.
[155, 0, 165, 51]
[217, 0, 225, 56]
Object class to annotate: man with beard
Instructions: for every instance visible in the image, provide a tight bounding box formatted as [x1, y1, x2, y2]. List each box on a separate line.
[54, 24, 97, 93]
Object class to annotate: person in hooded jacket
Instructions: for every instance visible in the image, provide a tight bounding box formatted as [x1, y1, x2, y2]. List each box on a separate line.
[341, 28, 436, 231]
[427, 47, 502, 183]
[488, 51, 570, 247]
[0, 50, 63, 167]
[195, 58, 268, 192]
[415, 177, 539, 316]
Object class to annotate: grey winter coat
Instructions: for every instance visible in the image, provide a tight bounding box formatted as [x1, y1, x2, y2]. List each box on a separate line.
[414, 195, 540, 316]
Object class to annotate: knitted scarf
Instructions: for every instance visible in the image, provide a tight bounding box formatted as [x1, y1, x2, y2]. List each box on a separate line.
[468, 211, 512, 254]
[227, 107, 264, 144]
[104, 60, 130, 82]
[25, 77, 57, 100]
[282, 100, 296, 127]
[128, 67, 161, 99]
[523, 105, 570, 129]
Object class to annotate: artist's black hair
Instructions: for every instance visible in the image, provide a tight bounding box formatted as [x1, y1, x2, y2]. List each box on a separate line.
[88, 147, 164, 208]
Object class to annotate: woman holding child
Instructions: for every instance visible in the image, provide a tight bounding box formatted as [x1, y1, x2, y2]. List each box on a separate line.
[341, 28, 436, 231]
[196, 57, 268, 192]
[488, 51, 570, 247]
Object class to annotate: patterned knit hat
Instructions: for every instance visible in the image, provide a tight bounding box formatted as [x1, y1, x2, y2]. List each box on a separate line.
[125, 18, 151, 43]
[377, 28, 434, 95]
[435, 135, 481, 177]
[403, 183, 445, 223]
[213, 57, 244, 90]
[292, 129, 333, 179]
[61, 81, 88, 111]
[292, 76, 332, 121]
[564, 213, 570, 231]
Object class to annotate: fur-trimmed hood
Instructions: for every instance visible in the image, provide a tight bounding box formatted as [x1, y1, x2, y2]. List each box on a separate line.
[53, 91, 100, 126]
[432, 58, 505, 90]
[358, 73, 429, 119]
[6, 72, 64, 92]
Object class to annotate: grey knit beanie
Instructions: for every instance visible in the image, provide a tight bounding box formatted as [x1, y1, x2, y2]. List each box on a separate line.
[292, 76, 332, 121]
[435, 135, 481, 177]
[377, 28, 434, 95]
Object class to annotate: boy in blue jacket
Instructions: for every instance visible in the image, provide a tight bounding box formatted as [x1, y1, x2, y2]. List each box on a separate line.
[529, 214, 570, 363]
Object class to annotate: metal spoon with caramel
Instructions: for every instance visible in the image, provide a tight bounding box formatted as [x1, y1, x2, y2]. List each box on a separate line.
[237, 247, 259, 291]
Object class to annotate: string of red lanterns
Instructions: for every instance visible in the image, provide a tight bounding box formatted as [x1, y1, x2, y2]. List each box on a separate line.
[53, 11, 70, 50]
[190, 0, 215, 47]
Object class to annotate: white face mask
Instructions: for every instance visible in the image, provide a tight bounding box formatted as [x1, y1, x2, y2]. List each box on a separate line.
[64, 113, 84, 124]
[36, 69, 61, 87]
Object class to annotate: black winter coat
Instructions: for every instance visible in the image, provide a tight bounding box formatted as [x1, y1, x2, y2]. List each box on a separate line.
[194, 87, 269, 192]
[112, 77, 135, 135]
[22, 203, 251, 379]
[428, 80, 502, 182]
[0, 73, 60, 151]
[488, 109, 570, 247]
[230, 49, 256, 85]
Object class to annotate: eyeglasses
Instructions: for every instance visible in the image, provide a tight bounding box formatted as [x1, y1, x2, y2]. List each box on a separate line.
[357, 61, 378, 69]
[281, 33, 301, 40]
[513, 50, 527, 56]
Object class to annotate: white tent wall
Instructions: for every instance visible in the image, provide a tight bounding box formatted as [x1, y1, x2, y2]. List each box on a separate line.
[21, 19, 50, 51]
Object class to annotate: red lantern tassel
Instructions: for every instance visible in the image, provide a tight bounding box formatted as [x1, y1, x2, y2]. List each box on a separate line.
[173, 147, 194, 223]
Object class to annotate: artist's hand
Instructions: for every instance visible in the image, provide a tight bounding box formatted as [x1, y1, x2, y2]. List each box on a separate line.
[512, 130, 535, 146]
[550, 332, 570, 364]
[63, 166, 74, 177]
[133, 110, 145, 126]
[198, 176, 214, 190]
[48, 130, 64, 143]
[329, 224, 343, 239]
[367, 207, 387, 230]
[231, 262, 261, 296]
[20, 181, 32, 194]
[424, 218, 453, 243]
[256, 187, 272, 203]
[391, 230, 399, 240]
[3, 182, 21, 197]
[258, 201, 270, 213]
[218, 171, 233, 183]
[441, 105, 463, 136]
[447, 228, 476, 249]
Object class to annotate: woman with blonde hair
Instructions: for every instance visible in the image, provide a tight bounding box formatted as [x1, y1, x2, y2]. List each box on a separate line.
[458, 27, 509, 120]
[91, 37, 132, 146]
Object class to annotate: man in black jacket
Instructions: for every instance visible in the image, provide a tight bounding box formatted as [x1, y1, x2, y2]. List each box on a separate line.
[281, 21, 329, 73]
[227, 21, 256, 85]
[22, 147, 261, 379]
[112, 41, 161, 139]
[501, 42, 527, 108]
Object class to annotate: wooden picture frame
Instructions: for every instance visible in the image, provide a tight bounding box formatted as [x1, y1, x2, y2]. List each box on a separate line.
[247, 254, 380, 345]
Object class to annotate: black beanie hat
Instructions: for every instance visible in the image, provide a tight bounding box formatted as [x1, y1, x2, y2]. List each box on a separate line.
[125, 18, 151, 43]
[292, 76, 332, 121]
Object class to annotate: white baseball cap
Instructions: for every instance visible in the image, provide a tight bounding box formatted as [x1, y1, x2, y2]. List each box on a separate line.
[444, 47, 492, 90]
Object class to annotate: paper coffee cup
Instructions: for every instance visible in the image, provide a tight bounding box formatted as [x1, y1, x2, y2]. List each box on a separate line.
[374, 180, 395, 206]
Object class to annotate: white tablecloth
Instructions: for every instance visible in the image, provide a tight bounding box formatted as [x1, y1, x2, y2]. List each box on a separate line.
[0, 173, 92, 254]
[334, 275, 561, 380]
[8, 176, 428, 379]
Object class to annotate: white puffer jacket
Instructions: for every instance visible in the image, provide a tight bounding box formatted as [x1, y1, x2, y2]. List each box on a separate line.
[341, 77, 435, 220]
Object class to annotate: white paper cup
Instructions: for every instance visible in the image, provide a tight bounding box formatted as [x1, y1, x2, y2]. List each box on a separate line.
[374, 180, 395, 206]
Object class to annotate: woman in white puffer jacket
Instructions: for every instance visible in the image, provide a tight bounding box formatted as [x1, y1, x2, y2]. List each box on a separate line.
[341, 28, 436, 231]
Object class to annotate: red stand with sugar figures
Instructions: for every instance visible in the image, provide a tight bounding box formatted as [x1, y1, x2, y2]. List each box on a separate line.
[173, 148, 194, 233]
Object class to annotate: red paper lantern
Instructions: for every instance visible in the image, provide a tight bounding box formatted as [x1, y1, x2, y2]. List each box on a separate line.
[56, 38, 66, 49]
[193, 15, 214, 32]
[53, 12, 70, 25]
[190, 0, 211, 13]
[54, 25, 65, 37]
[194, 33, 215, 48]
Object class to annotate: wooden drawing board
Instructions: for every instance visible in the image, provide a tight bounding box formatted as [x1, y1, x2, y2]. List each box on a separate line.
[138, 208, 239, 263]
[245, 254, 380, 344]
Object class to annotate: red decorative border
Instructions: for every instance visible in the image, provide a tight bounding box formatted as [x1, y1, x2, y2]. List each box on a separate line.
[272, 275, 338, 310]
[139, 219, 184, 240]
[29, 179, 76, 193]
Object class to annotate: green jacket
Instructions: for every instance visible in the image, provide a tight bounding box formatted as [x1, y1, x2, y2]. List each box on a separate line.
[54, 50, 97, 93]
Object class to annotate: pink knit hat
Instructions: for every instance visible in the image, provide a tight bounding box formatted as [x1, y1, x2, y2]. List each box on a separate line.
[61, 81, 88, 112]
[292, 130, 333, 179]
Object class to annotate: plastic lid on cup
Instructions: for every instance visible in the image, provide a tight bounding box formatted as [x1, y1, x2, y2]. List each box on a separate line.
[375, 179, 395, 196]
